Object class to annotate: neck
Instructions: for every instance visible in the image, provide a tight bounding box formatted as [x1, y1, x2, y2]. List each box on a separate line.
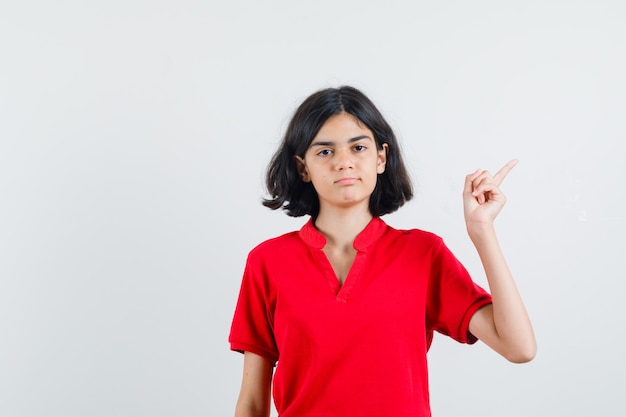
[314, 206, 373, 249]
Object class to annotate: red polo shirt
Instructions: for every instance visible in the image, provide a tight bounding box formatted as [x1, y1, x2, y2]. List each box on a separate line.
[229, 217, 491, 417]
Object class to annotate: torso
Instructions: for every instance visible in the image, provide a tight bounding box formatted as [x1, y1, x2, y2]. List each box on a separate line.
[229, 217, 492, 417]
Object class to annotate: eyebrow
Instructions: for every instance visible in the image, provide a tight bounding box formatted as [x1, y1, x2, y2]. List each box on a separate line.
[309, 135, 372, 147]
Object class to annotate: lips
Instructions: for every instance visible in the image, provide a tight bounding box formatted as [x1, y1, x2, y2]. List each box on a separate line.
[334, 177, 359, 185]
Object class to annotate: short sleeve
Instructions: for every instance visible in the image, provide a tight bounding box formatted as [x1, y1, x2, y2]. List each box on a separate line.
[425, 238, 492, 345]
[228, 251, 279, 365]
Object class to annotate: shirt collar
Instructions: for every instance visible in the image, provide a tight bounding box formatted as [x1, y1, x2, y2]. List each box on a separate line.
[298, 216, 388, 251]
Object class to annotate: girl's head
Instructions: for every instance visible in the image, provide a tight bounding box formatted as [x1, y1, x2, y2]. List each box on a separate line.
[263, 86, 413, 218]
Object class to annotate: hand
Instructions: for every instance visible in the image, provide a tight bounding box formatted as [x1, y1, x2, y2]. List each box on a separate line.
[463, 159, 518, 231]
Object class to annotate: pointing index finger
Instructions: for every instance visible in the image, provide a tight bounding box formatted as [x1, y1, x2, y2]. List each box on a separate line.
[493, 159, 519, 186]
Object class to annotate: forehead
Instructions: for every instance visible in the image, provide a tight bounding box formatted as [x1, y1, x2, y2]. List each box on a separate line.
[314, 112, 373, 141]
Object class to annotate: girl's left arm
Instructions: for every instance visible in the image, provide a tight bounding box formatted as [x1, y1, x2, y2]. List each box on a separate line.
[463, 160, 537, 363]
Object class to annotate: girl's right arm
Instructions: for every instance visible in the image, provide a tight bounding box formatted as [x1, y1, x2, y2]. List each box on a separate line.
[234, 351, 273, 417]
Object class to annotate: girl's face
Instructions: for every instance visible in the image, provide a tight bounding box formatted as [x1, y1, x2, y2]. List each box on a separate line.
[295, 112, 387, 214]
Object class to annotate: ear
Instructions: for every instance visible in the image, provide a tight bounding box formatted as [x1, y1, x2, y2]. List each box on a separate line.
[377, 143, 388, 174]
[294, 155, 311, 182]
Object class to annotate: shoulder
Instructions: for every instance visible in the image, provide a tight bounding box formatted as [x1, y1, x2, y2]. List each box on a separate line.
[247, 229, 303, 261]
[374, 221, 446, 260]
[385, 222, 444, 246]
[242, 229, 309, 283]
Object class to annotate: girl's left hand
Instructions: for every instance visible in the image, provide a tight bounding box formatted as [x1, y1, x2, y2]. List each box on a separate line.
[463, 159, 518, 231]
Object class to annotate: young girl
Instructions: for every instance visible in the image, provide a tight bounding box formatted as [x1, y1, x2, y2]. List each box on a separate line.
[229, 86, 536, 417]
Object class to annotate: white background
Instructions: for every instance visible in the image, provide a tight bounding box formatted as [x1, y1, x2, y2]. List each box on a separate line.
[1, 1, 624, 416]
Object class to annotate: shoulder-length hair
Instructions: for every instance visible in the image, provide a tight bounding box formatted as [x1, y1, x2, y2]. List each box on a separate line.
[263, 85, 413, 218]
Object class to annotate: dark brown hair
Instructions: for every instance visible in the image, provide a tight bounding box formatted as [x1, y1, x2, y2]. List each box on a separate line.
[263, 86, 413, 218]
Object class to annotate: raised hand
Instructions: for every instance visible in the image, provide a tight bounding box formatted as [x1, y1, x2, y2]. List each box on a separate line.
[463, 159, 537, 363]
[463, 159, 518, 230]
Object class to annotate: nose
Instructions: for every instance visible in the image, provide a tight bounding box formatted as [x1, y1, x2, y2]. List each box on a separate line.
[333, 148, 354, 170]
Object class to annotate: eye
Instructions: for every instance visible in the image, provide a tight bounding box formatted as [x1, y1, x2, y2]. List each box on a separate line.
[317, 149, 333, 156]
[353, 144, 367, 152]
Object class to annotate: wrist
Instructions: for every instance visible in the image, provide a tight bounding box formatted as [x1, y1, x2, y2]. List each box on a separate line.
[467, 221, 496, 242]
